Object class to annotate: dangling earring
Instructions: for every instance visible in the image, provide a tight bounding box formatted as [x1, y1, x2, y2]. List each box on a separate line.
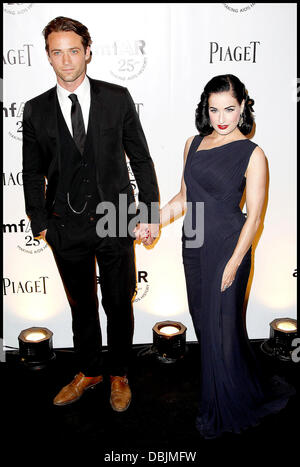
[209, 121, 212, 127]
[238, 114, 244, 127]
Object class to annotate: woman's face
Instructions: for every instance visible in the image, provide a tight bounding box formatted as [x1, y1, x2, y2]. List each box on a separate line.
[208, 91, 244, 136]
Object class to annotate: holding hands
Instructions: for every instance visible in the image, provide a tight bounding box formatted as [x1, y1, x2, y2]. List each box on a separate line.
[133, 223, 160, 246]
[40, 229, 47, 241]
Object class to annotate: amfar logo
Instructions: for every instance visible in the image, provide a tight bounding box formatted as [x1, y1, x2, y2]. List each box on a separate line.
[134, 270, 150, 302]
[97, 40, 147, 81]
[3, 171, 23, 186]
[3, 102, 24, 118]
[3, 219, 27, 233]
[3, 276, 49, 295]
[3, 44, 34, 66]
[223, 3, 256, 14]
[3, 219, 49, 255]
[209, 41, 260, 63]
[3, 101, 25, 141]
[96, 270, 149, 301]
[127, 163, 138, 198]
[4, 3, 33, 15]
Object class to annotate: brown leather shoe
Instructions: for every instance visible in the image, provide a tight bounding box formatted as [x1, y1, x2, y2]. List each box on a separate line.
[110, 376, 132, 412]
[53, 372, 103, 406]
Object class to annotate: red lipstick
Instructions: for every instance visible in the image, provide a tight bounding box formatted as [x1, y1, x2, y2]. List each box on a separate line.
[218, 125, 228, 129]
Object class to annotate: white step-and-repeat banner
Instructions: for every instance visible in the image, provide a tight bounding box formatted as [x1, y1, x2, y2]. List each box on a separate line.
[3, 3, 297, 348]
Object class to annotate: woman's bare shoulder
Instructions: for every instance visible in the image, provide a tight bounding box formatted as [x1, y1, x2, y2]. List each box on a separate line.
[245, 144, 267, 177]
[184, 135, 197, 160]
[251, 144, 267, 161]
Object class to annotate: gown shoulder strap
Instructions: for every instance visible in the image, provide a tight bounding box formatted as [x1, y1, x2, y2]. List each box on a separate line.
[189, 134, 203, 154]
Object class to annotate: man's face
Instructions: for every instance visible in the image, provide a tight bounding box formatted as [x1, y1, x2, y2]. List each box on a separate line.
[47, 31, 90, 87]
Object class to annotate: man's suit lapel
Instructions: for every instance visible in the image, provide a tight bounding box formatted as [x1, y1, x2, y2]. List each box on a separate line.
[88, 77, 103, 159]
[46, 86, 61, 173]
[88, 77, 104, 193]
[45, 78, 103, 175]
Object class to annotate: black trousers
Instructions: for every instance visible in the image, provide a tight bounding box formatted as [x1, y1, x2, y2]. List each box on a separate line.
[46, 213, 136, 376]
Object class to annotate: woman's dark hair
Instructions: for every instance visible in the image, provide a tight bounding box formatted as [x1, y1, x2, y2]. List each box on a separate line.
[195, 74, 255, 136]
[43, 16, 92, 53]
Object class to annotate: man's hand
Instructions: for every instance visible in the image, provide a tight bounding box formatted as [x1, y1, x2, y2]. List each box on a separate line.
[39, 229, 47, 241]
[133, 223, 160, 246]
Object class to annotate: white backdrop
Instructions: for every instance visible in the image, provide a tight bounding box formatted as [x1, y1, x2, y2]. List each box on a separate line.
[3, 3, 297, 349]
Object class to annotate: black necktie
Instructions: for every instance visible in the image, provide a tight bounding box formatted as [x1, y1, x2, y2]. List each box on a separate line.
[68, 93, 86, 154]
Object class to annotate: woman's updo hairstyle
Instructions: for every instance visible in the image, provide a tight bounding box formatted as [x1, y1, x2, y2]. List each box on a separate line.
[195, 74, 255, 136]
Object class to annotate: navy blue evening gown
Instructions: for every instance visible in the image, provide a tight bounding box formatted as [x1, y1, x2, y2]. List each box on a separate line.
[182, 134, 295, 439]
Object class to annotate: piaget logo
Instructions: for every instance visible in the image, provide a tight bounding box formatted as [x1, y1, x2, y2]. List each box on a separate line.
[3, 44, 34, 67]
[4, 3, 33, 15]
[3, 276, 49, 295]
[209, 41, 260, 64]
[3, 171, 23, 186]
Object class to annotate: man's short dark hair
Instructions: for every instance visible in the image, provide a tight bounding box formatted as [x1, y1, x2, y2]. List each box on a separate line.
[43, 16, 92, 53]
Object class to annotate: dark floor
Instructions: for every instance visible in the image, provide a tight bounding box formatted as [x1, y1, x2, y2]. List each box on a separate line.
[2, 341, 299, 462]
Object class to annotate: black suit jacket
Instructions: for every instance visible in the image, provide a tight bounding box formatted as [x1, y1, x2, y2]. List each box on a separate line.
[22, 76, 159, 237]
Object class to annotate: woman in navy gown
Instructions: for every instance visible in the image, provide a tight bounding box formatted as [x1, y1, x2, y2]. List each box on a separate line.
[153, 74, 295, 439]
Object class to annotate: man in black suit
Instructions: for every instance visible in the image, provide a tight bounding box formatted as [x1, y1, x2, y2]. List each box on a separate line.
[22, 16, 159, 410]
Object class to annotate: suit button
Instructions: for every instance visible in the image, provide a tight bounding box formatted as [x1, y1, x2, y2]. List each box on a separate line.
[83, 178, 90, 183]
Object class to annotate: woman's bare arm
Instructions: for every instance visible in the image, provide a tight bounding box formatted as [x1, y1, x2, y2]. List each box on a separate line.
[160, 136, 194, 227]
[221, 146, 267, 291]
